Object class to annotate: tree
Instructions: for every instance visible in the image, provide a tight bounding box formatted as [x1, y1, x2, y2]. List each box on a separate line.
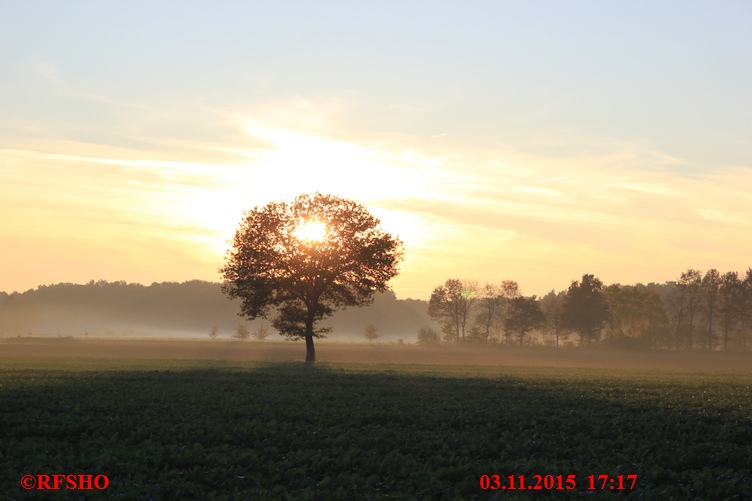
[252, 322, 270, 341]
[701, 269, 721, 350]
[718, 272, 742, 351]
[676, 269, 703, 349]
[504, 295, 545, 346]
[233, 323, 250, 341]
[739, 268, 752, 350]
[498, 280, 521, 342]
[539, 290, 569, 347]
[561, 274, 609, 346]
[603, 284, 670, 348]
[417, 325, 441, 345]
[471, 280, 520, 343]
[472, 283, 501, 343]
[364, 324, 379, 343]
[209, 324, 219, 340]
[427, 279, 476, 343]
[220, 193, 403, 363]
[0, 293, 38, 336]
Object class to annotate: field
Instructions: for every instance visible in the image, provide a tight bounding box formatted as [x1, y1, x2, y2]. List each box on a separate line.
[1, 339, 751, 499]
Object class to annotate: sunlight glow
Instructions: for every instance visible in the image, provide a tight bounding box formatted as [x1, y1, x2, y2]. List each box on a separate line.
[295, 220, 327, 242]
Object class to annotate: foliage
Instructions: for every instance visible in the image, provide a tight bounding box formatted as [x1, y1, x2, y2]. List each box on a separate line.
[603, 285, 670, 348]
[220, 193, 403, 362]
[561, 274, 610, 346]
[0, 292, 39, 335]
[1, 358, 750, 499]
[676, 269, 703, 349]
[233, 324, 250, 341]
[718, 272, 742, 351]
[416, 326, 441, 345]
[504, 295, 545, 345]
[470, 281, 520, 344]
[701, 269, 722, 350]
[363, 324, 379, 343]
[539, 290, 569, 347]
[427, 279, 476, 343]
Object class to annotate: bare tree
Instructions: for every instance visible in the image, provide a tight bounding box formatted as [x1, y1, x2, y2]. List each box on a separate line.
[233, 323, 250, 341]
[209, 324, 219, 340]
[252, 322, 270, 341]
[472, 283, 501, 343]
[363, 324, 379, 343]
[428, 279, 477, 343]
[417, 326, 441, 345]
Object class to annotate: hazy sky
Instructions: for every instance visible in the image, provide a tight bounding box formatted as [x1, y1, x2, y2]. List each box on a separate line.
[2, 1, 751, 299]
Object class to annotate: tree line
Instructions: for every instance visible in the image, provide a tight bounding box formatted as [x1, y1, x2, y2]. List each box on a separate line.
[422, 268, 752, 351]
[0, 280, 430, 340]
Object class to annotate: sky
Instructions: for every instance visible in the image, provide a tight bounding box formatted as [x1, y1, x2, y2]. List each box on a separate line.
[1, 1, 751, 300]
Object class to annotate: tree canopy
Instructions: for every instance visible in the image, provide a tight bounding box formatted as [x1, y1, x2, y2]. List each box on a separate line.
[220, 193, 403, 362]
[504, 295, 545, 345]
[427, 279, 476, 343]
[561, 274, 610, 346]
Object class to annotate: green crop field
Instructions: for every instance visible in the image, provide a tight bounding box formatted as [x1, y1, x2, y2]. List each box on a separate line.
[1, 354, 751, 499]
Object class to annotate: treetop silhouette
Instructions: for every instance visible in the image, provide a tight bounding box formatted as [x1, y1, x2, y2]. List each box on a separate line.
[220, 193, 403, 362]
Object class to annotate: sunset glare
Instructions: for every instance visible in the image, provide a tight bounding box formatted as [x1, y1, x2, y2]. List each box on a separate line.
[295, 221, 327, 243]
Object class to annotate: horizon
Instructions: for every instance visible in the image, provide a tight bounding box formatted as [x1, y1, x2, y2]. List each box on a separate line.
[2, 2, 751, 301]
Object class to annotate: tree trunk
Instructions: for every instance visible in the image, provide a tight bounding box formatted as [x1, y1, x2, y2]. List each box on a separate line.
[305, 318, 316, 363]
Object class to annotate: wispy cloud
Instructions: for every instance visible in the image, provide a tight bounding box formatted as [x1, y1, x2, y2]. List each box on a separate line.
[3, 98, 751, 298]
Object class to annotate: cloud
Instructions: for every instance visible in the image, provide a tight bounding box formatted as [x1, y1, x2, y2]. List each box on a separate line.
[3, 97, 751, 298]
[513, 186, 561, 196]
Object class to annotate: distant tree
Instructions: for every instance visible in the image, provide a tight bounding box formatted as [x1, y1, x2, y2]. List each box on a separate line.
[701, 269, 721, 350]
[209, 324, 220, 340]
[603, 285, 670, 348]
[739, 268, 752, 350]
[428, 279, 476, 343]
[471, 280, 520, 343]
[498, 280, 521, 342]
[252, 322, 270, 341]
[504, 295, 545, 346]
[718, 272, 742, 351]
[539, 290, 569, 347]
[364, 323, 379, 343]
[0, 293, 39, 335]
[676, 269, 703, 349]
[220, 193, 403, 363]
[233, 323, 250, 341]
[561, 274, 609, 346]
[417, 325, 441, 346]
[472, 283, 501, 343]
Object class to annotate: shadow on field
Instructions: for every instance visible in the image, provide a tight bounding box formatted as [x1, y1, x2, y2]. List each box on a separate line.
[1, 360, 751, 499]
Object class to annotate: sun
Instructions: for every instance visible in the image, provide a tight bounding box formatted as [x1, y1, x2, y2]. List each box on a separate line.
[294, 220, 327, 242]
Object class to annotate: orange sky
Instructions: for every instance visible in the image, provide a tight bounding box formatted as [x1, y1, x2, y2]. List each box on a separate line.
[1, 3, 751, 300]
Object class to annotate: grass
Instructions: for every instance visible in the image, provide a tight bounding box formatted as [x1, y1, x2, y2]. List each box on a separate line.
[1, 357, 751, 499]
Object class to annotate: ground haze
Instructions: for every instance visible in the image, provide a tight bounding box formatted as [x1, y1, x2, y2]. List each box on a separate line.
[2, 337, 750, 372]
